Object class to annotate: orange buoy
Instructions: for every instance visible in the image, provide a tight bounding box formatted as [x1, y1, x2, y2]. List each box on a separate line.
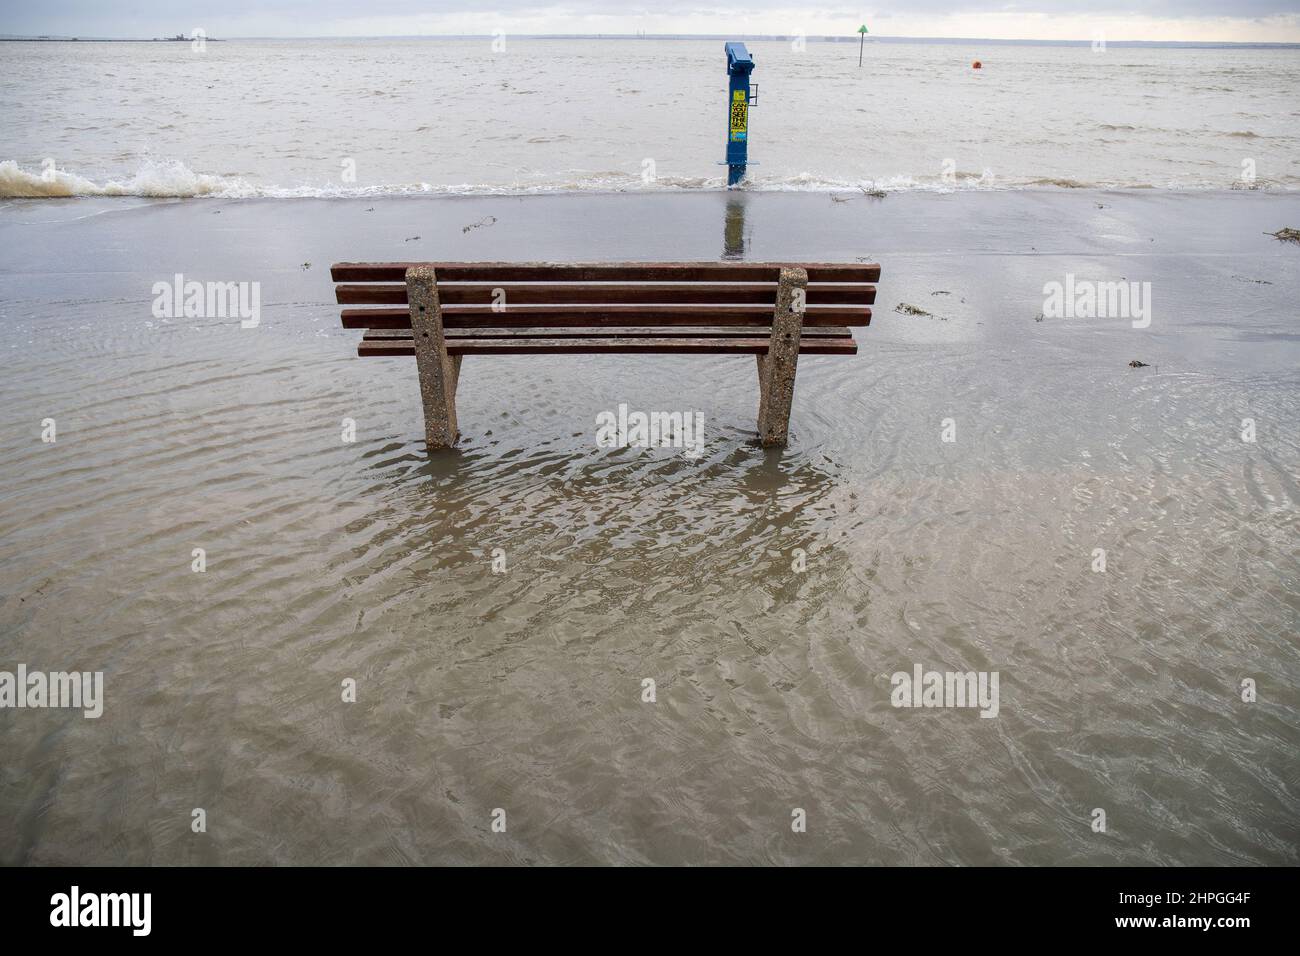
[972, 60, 982, 69]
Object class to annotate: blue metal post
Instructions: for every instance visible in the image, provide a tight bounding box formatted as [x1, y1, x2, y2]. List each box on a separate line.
[724, 42, 755, 187]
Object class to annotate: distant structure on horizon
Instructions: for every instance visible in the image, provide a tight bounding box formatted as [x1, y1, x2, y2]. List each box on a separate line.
[148, 32, 220, 42]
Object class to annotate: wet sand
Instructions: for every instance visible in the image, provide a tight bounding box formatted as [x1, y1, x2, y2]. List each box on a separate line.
[1, 190, 1297, 864]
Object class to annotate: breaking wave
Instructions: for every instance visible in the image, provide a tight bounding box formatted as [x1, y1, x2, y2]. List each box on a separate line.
[0, 159, 233, 198]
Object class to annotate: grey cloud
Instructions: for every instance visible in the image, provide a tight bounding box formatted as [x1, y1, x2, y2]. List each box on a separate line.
[5, 0, 1299, 37]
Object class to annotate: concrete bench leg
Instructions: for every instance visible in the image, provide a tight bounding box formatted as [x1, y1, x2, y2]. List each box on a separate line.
[406, 265, 459, 450]
[756, 266, 807, 446]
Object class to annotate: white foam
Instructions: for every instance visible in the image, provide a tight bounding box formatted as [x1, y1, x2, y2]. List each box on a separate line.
[0, 158, 236, 198]
[1, 158, 1292, 201]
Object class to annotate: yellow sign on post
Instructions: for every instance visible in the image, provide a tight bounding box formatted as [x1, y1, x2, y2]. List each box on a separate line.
[729, 89, 748, 141]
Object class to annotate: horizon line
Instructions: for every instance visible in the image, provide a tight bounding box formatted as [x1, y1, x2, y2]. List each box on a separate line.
[3, 33, 1300, 47]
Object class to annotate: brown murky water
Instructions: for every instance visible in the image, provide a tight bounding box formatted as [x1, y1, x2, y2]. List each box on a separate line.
[1, 191, 1297, 864]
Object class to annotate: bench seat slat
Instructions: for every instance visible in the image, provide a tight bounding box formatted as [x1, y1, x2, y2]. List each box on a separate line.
[340, 305, 871, 329]
[358, 336, 858, 357]
[335, 281, 876, 306]
[331, 261, 881, 283]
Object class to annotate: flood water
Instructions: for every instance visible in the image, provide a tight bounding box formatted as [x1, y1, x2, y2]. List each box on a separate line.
[2, 37, 1299, 196]
[1, 189, 1297, 864]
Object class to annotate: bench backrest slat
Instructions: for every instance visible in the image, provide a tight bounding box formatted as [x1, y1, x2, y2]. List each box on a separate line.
[336, 281, 875, 307]
[331, 261, 880, 283]
[340, 306, 868, 329]
[361, 326, 856, 340]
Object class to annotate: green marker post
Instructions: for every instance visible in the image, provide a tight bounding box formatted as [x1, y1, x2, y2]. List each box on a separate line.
[858, 24, 869, 67]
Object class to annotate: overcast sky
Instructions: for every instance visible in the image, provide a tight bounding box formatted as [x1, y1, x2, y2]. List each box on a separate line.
[4, 1, 1300, 42]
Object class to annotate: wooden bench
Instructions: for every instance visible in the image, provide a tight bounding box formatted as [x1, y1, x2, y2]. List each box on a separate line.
[331, 261, 879, 449]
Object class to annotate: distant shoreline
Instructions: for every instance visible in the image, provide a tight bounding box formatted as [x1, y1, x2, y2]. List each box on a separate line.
[2, 35, 1298, 49]
[0, 37, 224, 43]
